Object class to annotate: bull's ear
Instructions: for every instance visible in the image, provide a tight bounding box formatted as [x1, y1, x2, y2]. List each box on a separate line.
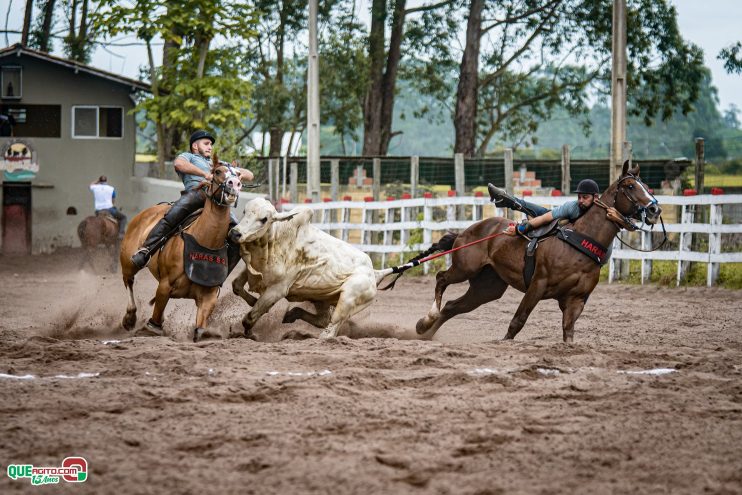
[274, 211, 298, 222]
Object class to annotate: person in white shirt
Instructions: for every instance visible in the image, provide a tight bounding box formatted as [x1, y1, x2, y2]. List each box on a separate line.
[89, 175, 127, 237]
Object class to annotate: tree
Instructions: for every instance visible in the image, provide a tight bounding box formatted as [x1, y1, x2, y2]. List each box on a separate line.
[719, 41, 742, 75]
[63, 0, 97, 63]
[92, 0, 257, 164]
[30, 0, 57, 52]
[360, 0, 455, 156]
[21, 0, 33, 45]
[407, 0, 705, 157]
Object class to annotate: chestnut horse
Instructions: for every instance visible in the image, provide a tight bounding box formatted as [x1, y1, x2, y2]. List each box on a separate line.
[415, 161, 661, 342]
[119, 155, 242, 341]
[77, 212, 119, 272]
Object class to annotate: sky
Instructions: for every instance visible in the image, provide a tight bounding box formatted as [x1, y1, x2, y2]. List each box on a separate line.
[1, 0, 740, 114]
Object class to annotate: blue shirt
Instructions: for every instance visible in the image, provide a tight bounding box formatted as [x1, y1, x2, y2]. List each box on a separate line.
[550, 200, 582, 221]
[176, 152, 211, 192]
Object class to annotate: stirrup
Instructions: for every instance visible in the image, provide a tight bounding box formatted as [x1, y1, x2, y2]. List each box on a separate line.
[130, 247, 151, 269]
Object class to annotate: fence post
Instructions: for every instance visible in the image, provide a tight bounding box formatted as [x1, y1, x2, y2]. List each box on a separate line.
[695, 138, 705, 195]
[330, 159, 339, 201]
[289, 162, 298, 203]
[707, 203, 721, 286]
[340, 198, 350, 242]
[641, 230, 652, 284]
[410, 156, 419, 198]
[268, 158, 275, 201]
[504, 148, 514, 220]
[454, 153, 465, 219]
[677, 203, 694, 285]
[382, 203, 394, 269]
[423, 199, 432, 275]
[330, 159, 339, 228]
[274, 158, 281, 201]
[561, 144, 571, 194]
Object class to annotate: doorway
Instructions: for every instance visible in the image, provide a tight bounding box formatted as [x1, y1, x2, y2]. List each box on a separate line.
[2, 182, 32, 254]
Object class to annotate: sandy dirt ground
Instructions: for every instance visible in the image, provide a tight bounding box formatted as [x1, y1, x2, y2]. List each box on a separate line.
[1, 248, 741, 494]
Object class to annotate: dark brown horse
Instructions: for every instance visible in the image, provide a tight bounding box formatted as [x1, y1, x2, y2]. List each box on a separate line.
[119, 155, 242, 341]
[77, 212, 119, 272]
[415, 161, 661, 342]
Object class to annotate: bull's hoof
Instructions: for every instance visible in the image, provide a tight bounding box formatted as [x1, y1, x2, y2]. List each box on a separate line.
[282, 307, 300, 324]
[244, 329, 258, 341]
[193, 327, 205, 343]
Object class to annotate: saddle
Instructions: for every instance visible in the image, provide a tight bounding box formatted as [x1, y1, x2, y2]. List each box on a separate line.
[95, 210, 118, 226]
[517, 219, 561, 289]
[517, 219, 608, 289]
[154, 208, 241, 284]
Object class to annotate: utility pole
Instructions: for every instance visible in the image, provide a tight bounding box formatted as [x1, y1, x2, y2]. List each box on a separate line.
[307, 0, 321, 202]
[610, 0, 627, 184]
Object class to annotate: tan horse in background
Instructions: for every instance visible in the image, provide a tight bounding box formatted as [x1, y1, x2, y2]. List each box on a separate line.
[119, 155, 242, 341]
[77, 212, 119, 272]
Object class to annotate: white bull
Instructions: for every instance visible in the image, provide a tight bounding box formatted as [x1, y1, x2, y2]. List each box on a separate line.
[230, 198, 393, 339]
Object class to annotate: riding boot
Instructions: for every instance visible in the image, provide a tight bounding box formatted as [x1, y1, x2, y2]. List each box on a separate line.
[487, 183, 539, 217]
[131, 190, 206, 269]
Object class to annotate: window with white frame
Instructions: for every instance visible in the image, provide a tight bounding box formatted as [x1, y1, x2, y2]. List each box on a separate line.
[1, 66, 22, 99]
[72, 106, 123, 138]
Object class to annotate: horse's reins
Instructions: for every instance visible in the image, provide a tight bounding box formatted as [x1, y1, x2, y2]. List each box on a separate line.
[594, 174, 668, 252]
[204, 164, 263, 207]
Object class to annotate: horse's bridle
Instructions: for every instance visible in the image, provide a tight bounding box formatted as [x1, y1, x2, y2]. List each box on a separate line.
[205, 164, 241, 208]
[595, 173, 667, 252]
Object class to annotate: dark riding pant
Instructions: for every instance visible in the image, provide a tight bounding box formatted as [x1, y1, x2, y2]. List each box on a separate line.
[511, 198, 550, 218]
[97, 207, 128, 236]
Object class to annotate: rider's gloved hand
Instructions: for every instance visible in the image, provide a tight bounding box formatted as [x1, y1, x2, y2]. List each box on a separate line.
[516, 219, 533, 234]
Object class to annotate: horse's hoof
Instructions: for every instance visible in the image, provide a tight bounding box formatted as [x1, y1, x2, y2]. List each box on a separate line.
[122, 312, 136, 331]
[415, 319, 429, 335]
[319, 329, 336, 339]
[193, 328, 205, 343]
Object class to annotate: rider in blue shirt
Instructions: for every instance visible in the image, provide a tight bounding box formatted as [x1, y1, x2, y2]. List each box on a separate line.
[131, 130, 254, 269]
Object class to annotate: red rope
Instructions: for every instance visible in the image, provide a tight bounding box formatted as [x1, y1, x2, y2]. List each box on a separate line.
[417, 227, 511, 264]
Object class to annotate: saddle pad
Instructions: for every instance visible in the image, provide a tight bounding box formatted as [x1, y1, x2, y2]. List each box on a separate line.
[182, 232, 229, 287]
[556, 228, 608, 265]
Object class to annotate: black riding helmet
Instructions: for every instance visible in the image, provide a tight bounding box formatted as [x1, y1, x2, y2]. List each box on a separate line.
[189, 130, 216, 148]
[575, 179, 600, 195]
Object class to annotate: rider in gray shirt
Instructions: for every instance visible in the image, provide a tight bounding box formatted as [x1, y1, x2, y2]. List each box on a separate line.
[130, 130, 254, 269]
[487, 179, 617, 236]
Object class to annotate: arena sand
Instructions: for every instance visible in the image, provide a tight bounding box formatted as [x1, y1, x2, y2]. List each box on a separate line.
[1, 248, 741, 494]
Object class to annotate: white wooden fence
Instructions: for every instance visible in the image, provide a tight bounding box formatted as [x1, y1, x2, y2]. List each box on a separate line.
[280, 194, 742, 286]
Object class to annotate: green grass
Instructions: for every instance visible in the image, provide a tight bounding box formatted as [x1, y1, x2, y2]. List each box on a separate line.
[687, 174, 742, 188]
[600, 261, 742, 290]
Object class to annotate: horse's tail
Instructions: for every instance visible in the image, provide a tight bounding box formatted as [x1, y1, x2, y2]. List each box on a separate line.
[378, 231, 460, 291]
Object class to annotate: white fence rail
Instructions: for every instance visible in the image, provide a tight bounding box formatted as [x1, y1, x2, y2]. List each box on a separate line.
[281, 194, 742, 286]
